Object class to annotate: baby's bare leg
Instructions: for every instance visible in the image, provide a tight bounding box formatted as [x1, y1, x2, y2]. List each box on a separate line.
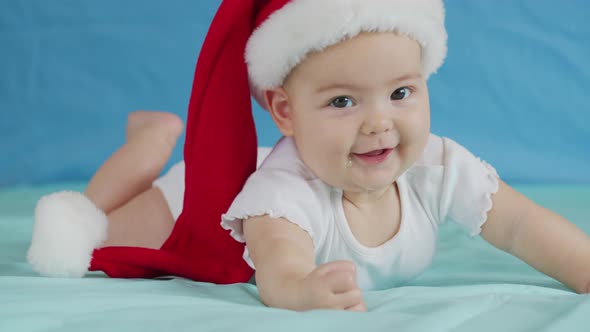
[85, 111, 183, 214]
[102, 187, 175, 249]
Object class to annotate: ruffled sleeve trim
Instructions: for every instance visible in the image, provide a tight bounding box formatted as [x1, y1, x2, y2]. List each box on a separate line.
[221, 208, 316, 270]
[470, 159, 500, 236]
[437, 136, 502, 236]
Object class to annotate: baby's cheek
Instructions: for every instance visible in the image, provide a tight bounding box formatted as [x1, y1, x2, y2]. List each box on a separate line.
[319, 150, 348, 181]
[404, 114, 429, 144]
[404, 132, 429, 167]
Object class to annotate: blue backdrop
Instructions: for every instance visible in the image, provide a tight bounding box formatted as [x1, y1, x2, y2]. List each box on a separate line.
[1, 0, 589, 186]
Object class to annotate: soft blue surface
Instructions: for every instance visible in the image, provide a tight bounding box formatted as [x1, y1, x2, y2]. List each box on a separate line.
[1, 1, 589, 185]
[2, 183, 590, 331]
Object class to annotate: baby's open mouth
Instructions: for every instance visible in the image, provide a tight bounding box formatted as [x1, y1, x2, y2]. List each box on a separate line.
[356, 149, 387, 157]
[352, 148, 393, 165]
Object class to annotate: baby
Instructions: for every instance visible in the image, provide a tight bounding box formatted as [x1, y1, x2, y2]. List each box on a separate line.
[221, 31, 590, 311]
[28, 0, 590, 313]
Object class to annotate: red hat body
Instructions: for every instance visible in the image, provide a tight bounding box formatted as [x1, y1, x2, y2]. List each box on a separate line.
[88, 0, 291, 284]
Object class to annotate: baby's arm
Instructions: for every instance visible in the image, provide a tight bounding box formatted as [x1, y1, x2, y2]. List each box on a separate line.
[480, 180, 590, 293]
[243, 215, 366, 311]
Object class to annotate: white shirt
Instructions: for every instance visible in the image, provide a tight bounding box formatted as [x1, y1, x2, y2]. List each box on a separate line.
[221, 134, 499, 290]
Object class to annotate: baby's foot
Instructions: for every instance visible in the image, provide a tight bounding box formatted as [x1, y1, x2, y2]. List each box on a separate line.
[126, 111, 184, 147]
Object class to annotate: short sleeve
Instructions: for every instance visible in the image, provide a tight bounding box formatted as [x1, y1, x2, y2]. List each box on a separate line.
[221, 169, 327, 269]
[439, 137, 500, 236]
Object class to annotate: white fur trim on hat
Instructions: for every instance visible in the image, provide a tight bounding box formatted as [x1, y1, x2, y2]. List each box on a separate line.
[27, 191, 108, 278]
[246, 0, 447, 97]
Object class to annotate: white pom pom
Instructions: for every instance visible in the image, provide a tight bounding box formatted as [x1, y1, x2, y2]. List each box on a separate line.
[27, 191, 108, 278]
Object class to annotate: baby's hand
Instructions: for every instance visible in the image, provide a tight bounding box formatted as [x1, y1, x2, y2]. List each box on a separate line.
[297, 261, 366, 312]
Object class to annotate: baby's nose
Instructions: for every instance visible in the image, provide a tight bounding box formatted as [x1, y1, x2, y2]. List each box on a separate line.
[361, 114, 394, 136]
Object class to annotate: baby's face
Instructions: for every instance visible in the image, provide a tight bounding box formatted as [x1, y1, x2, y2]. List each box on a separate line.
[278, 32, 431, 193]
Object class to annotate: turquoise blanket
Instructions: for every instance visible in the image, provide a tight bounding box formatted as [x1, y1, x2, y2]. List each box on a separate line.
[1, 183, 589, 331]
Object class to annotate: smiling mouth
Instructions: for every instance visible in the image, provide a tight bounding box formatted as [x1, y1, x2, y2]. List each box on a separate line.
[352, 148, 394, 164]
[358, 149, 387, 156]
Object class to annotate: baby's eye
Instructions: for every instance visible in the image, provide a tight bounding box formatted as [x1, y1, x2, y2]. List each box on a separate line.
[329, 96, 355, 108]
[391, 87, 412, 101]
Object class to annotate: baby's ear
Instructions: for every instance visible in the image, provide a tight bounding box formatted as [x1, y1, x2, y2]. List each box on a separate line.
[263, 88, 294, 137]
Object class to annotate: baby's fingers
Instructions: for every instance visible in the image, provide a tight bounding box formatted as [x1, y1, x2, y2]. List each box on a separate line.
[325, 270, 357, 293]
[333, 288, 364, 310]
[346, 302, 367, 312]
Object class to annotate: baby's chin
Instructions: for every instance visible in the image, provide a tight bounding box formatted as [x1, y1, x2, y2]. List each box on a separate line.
[338, 172, 399, 193]
[308, 156, 400, 190]
[358, 178, 397, 192]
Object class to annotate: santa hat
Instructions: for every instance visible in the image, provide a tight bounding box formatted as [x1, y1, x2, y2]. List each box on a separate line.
[27, 0, 447, 283]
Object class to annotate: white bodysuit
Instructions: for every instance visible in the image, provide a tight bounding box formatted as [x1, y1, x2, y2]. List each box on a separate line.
[152, 147, 273, 220]
[221, 134, 499, 291]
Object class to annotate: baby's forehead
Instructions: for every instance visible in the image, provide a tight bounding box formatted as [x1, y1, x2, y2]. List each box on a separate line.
[283, 32, 424, 86]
